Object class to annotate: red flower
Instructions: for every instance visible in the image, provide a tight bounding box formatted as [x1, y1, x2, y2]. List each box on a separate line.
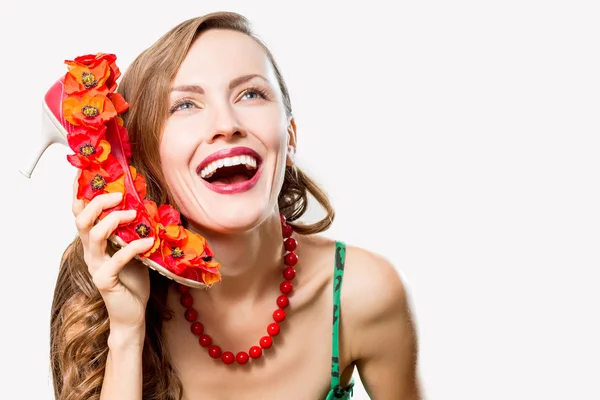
[66, 126, 113, 169]
[113, 196, 161, 257]
[76, 159, 124, 201]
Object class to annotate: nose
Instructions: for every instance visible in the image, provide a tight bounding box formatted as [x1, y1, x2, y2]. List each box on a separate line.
[206, 104, 245, 143]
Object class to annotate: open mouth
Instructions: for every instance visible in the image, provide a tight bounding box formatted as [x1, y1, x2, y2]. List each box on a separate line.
[199, 154, 259, 185]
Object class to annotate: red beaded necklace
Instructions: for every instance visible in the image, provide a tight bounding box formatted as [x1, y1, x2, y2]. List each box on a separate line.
[175, 213, 298, 365]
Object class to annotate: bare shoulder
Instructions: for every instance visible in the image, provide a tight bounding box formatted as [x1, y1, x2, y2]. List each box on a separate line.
[342, 244, 413, 329]
[342, 244, 422, 398]
[298, 236, 412, 319]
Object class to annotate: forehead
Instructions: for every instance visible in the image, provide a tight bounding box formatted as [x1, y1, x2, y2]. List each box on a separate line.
[173, 29, 274, 85]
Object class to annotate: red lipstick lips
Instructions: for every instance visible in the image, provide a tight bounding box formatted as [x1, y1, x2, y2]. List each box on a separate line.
[196, 146, 262, 195]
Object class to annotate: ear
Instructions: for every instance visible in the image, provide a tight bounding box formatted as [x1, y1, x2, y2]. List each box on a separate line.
[286, 117, 297, 167]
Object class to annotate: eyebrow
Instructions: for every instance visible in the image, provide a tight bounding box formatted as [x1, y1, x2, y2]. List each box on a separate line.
[170, 74, 268, 94]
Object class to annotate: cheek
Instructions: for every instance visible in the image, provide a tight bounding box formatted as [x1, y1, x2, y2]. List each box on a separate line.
[252, 110, 288, 151]
[159, 126, 195, 169]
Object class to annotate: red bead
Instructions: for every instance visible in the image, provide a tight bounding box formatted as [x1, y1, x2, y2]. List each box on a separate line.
[280, 213, 286, 225]
[190, 321, 204, 336]
[221, 351, 235, 365]
[277, 295, 289, 308]
[180, 293, 193, 308]
[267, 322, 280, 336]
[283, 266, 296, 280]
[282, 224, 293, 238]
[208, 345, 222, 358]
[249, 346, 263, 359]
[177, 284, 190, 294]
[260, 336, 273, 349]
[280, 281, 293, 294]
[284, 237, 297, 251]
[199, 334, 212, 347]
[284, 252, 298, 266]
[236, 351, 249, 365]
[273, 309, 286, 322]
[185, 308, 198, 322]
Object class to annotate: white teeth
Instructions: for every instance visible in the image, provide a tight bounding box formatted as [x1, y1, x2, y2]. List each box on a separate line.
[199, 154, 258, 179]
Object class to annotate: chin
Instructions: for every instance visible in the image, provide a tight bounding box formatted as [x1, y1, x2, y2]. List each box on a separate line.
[210, 206, 271, 234]
[182, 192, 277, 235]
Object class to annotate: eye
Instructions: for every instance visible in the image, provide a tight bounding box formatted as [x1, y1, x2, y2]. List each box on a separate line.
[169, 99, 198, 114]
[239, 86, 270, 101]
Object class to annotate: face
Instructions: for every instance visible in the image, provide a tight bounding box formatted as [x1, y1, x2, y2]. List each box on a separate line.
[159, 29, 295, 234]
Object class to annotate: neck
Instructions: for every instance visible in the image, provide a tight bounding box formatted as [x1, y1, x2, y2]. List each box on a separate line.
[187, 213, 285, 303]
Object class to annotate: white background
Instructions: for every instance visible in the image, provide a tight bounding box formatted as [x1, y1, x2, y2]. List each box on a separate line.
[1, 1, 599, 399]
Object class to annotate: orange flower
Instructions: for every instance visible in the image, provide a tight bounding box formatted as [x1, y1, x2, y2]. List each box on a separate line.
[68, 53, 121, 93]
[159, 230, 212, 275]
[63, 93, 116, 129]
[66, 126, 112, 169]
[64, 59, 111, 95]
[143, 204, 205, 275]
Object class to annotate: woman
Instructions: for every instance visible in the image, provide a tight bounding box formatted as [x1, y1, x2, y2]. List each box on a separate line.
[50, 11, 421, 400]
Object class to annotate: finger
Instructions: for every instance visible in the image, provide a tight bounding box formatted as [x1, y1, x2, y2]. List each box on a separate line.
[72, 169, 85, 217]
[92, 237, 155, 292]
[87, 209, 138, 270]
[75, 192, 124, 242]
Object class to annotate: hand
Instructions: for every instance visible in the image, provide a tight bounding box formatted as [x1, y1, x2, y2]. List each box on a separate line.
[72, 174, 156, 335]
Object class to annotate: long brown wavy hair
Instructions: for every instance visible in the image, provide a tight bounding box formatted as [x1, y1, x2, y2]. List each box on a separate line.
[50, 11, 335, 400]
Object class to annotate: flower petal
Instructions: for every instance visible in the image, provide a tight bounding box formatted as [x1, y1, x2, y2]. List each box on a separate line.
[134, 172, 147, 199]
[158, 204, 182, 226]
[62, 95, 84, 126]
[108, 92, 129, 114]
[64, 72, 81, 94]
[96, 140, 111, 162]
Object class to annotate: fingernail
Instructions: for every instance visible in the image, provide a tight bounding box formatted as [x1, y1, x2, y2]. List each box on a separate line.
[111, 192, 123, 200]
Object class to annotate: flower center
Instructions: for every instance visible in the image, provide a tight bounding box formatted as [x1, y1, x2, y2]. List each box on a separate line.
[90, 174, 106, 191]
[79, 143, 96, 156]
[82, 105, 99, 118]
[136, 224, 150, 238]
[81, 72, 98, 89]
[171, 247, 184, 258]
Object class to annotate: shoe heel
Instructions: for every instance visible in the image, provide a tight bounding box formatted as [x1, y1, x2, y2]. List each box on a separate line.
[19, 102, 68, 179]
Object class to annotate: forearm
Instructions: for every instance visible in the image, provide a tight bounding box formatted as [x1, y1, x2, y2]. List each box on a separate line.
[100, 327, 145, 400]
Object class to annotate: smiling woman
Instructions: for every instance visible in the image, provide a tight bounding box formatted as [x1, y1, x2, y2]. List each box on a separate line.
[26, 11, 421, 400]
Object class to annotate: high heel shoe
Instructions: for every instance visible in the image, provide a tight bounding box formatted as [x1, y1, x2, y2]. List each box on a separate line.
[20, 79, 70, 179]
[21, 53, 221, 289]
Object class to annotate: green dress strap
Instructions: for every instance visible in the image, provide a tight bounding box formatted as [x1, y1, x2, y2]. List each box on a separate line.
[326, 241, 355, 399]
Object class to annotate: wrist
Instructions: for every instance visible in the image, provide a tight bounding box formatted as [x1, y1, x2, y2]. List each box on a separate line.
[108, 324, 146, 350]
